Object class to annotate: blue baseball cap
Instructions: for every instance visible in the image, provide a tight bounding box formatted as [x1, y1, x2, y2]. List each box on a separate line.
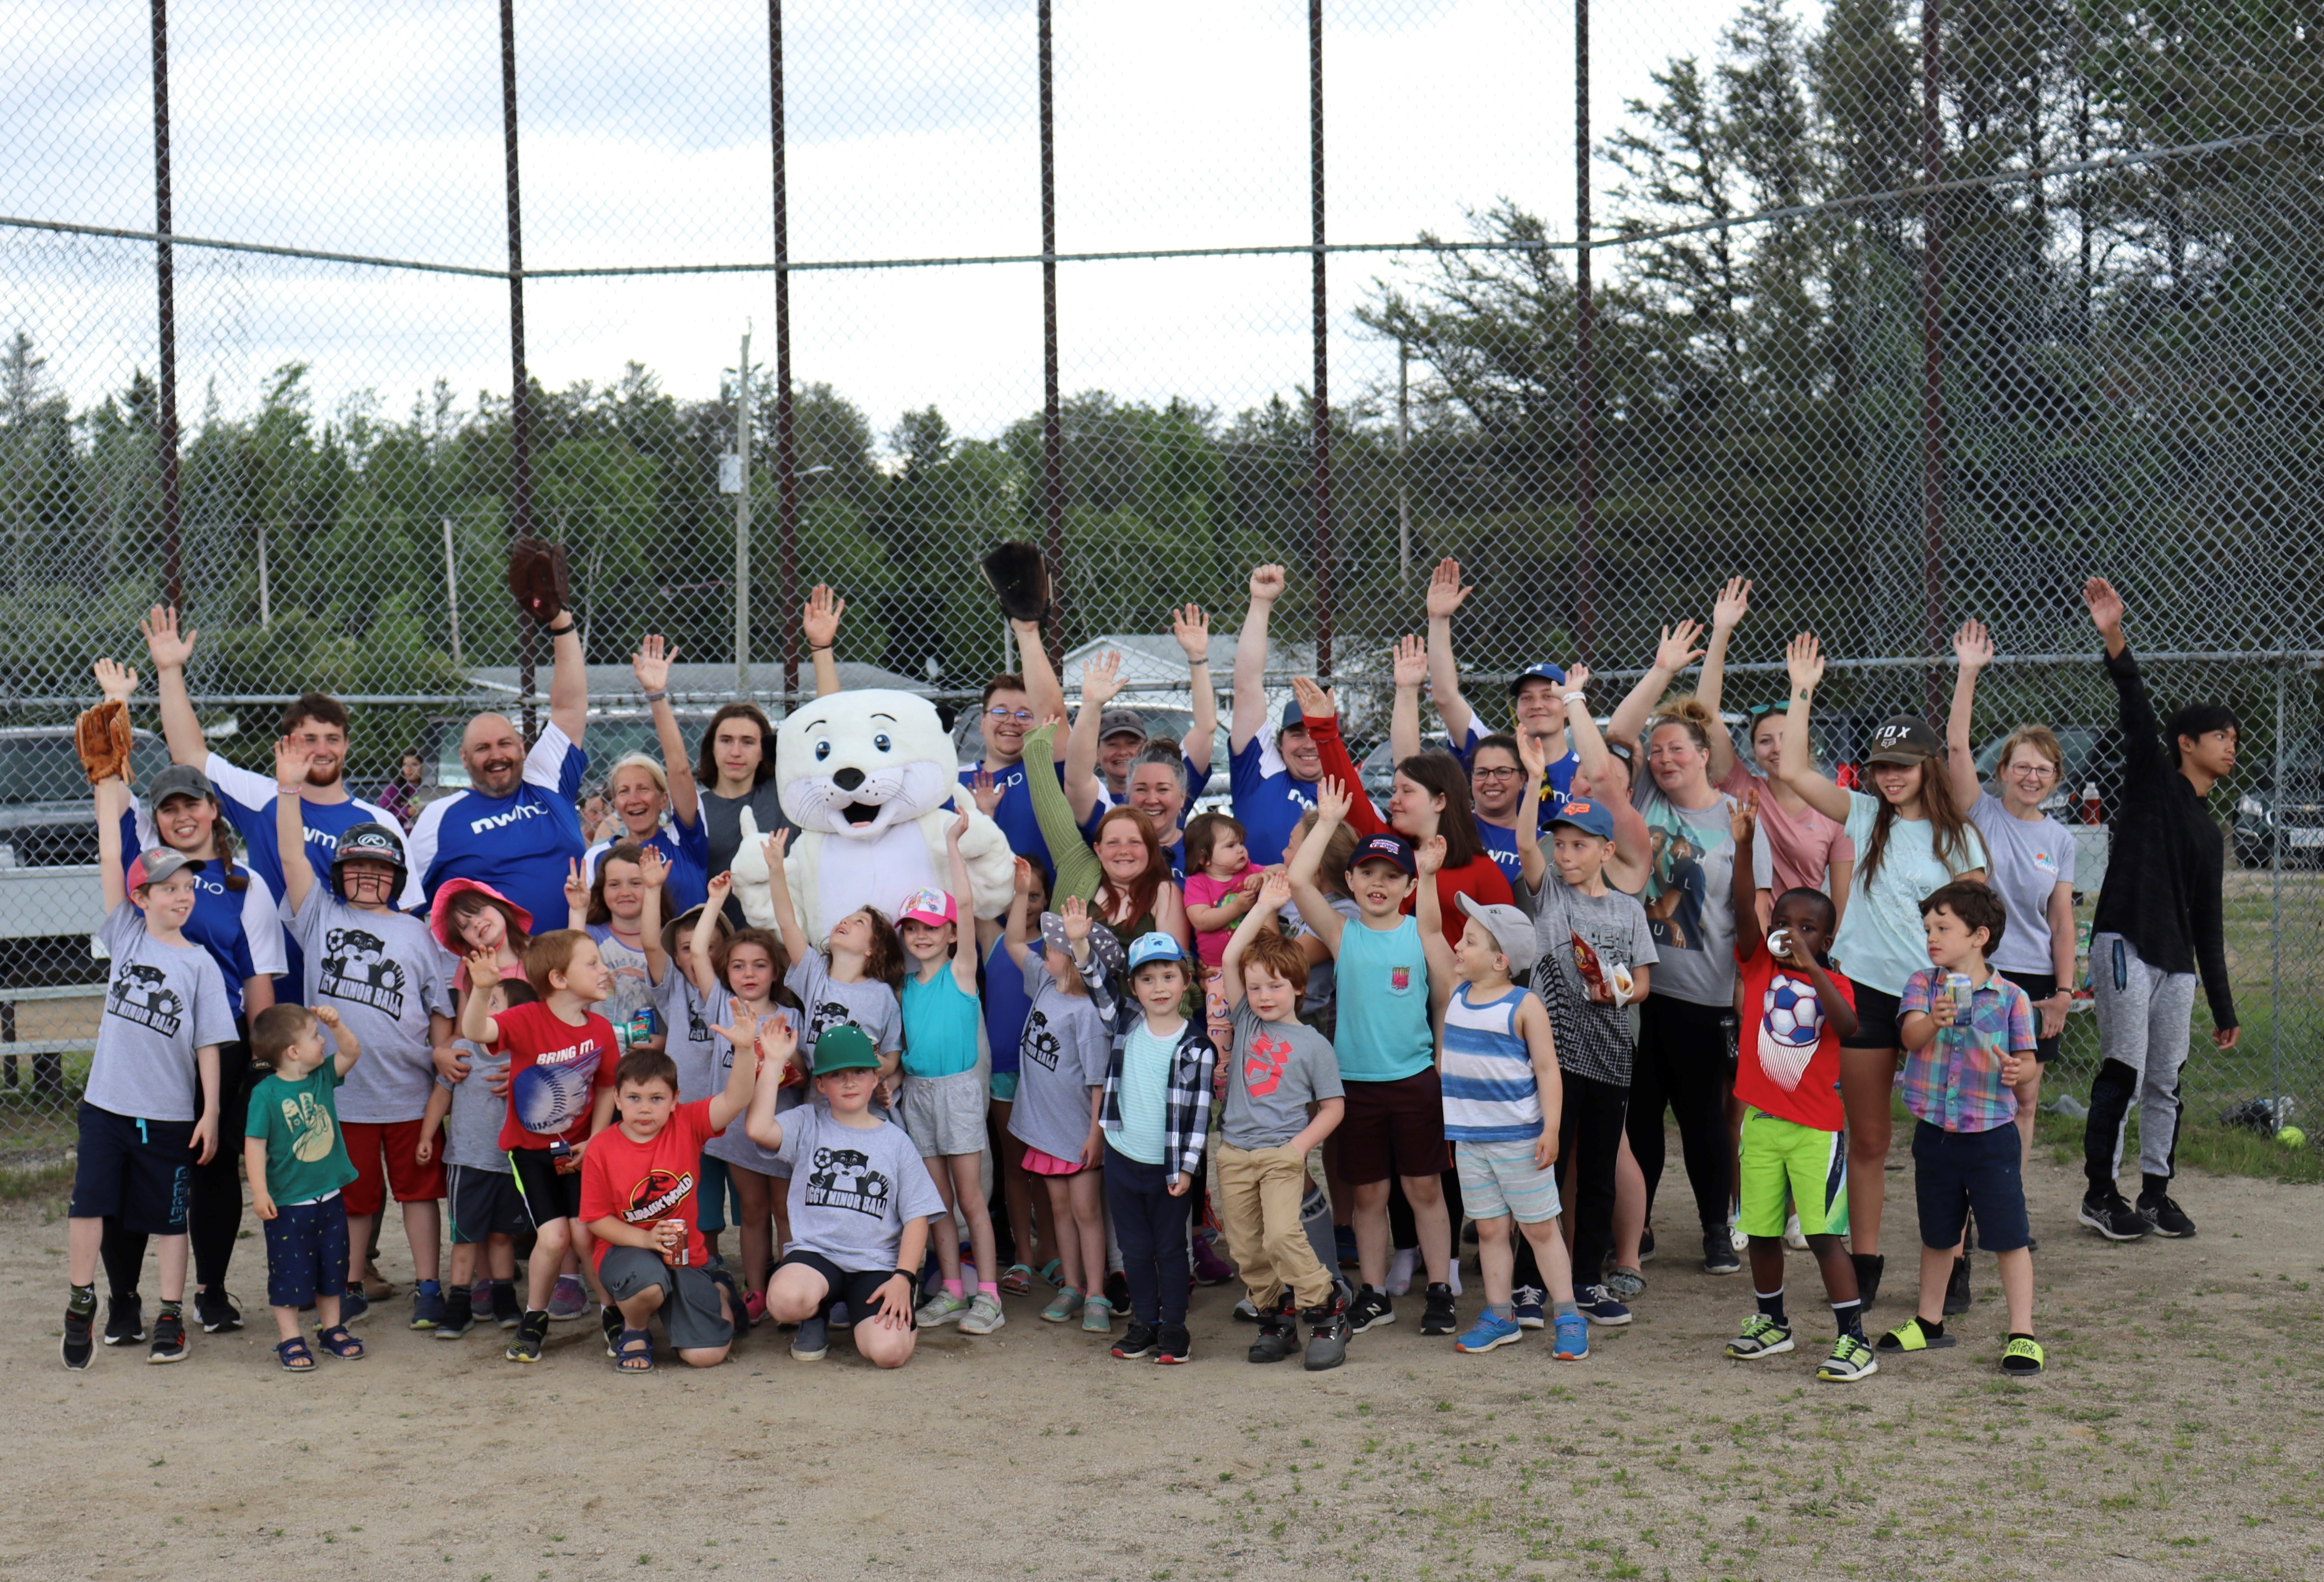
[1128, 932, 1187, 970]
[1349, 832, 1416, 876]
[1280, 698, 1307, 733]
[1549, 797, 1615, 840]
[1507, 661, 1568, 695]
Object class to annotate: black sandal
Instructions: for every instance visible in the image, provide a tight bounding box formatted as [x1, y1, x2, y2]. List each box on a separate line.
[315, 1324, 365, 1360]
[275, 1336, 317, 1371]
[614, 1328, 655, 1373]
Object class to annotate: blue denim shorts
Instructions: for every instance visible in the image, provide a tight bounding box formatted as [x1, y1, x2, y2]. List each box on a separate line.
[1911, 1119, 2029, 1252]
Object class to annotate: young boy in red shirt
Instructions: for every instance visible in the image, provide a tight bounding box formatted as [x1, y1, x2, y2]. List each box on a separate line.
[456, 930, 620, 1363]
[1724, 798, 1872, 1382]
[581, 1037, 758, 1372]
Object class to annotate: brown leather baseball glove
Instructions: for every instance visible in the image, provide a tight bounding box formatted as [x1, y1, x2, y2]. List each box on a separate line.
[75, 700, 133, 785]
[507, 535, 571, 627]
[980, 541, 1051, 624]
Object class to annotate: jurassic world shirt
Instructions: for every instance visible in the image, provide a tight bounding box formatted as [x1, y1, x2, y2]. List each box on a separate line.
[493, 1000, 621, 1152]
[580, 1098, 720, 1272]
[1219, 1001, 1343, 1152]
[289, 888, 455, 1124]
[772, 1104, 946, 1272]
[88, 902, 235, 1123]
[245, 1063, 358, 1204]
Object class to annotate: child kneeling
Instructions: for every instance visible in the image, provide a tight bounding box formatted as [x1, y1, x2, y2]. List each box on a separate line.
[580, 1044, 757, 1371]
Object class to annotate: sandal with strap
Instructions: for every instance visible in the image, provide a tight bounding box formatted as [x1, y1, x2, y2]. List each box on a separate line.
[999, 1264, 1035, 1296]
[2001, 1335, 2045, 1376]
[1876, 1316, 1956, 1353]
[315, 1323, 366, 1360]
[1036, 1258, 1066, 1289]
[614, 1328, 655, 1373]
[275, 1336, 317, 1372]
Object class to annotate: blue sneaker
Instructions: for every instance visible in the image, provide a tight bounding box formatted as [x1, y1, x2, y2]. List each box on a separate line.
[1576, 1284, 1632, 1326]
[338, 1288, 370, 1325]
[828, 1302, 852, 1330]
[1553, 1309, 1590, 1360]
[1512, 1284, 1546, 1329]
[409, 1279, 446, 1330]
[790, 1313, 829, 1362]
[1454, 1310, 1523, 1354]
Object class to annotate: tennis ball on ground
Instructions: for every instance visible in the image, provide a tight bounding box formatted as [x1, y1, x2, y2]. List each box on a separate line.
[2277, 1126, 2306, 1149]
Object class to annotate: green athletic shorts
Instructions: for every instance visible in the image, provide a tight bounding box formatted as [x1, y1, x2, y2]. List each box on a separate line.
[1737, 1107, 1848, 1239]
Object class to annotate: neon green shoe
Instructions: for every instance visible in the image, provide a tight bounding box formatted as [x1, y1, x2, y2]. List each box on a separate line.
[1818, 1332, 1879, 1382]
[1724, 1313, 1794, 1359]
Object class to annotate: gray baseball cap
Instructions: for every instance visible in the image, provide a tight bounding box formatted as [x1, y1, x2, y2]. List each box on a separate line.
[132, 846, 206, 887]
[147, 764, 214, 808]
[1455, 892, 1539, 975]
[1097, 708, 1148, 744]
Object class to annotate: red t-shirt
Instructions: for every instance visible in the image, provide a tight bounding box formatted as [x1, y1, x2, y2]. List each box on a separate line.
[1734, 948, 1853, 1132]
[494, 1000, 620, 1151]
[578, 1099, 716, 1273]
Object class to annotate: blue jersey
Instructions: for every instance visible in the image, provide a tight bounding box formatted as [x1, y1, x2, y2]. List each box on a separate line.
[197, 751, 411, 996]
[982, 934, 1033, 1076]
[119, 806, 285, 1021]
[407, 722, 589, 932]
[1476, 816, 1525, 891]
[584, 810, 710, 915]
[1449, 722, 1578, 830]
[1229, 730, 1318, 868]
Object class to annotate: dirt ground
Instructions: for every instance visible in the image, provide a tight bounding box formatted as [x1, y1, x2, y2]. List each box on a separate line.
[2, 1139, 2320, 1582]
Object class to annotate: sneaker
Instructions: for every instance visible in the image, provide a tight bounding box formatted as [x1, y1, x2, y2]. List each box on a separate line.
[2137, 1191, 2195, 1238]
[1419, 1281, 1457, 1336]
[1455, 1310, 1523, 1353]
[148, 1310, 189, 1364]
[1102, 1269, 1132, 1310]
[194, 1288, 243, 1334]
[958, 1293, 1007, 1335]
[829, 1302, 853, 1330]
[1334, 1225, 1359, 1268]
[1039, 1286, 1085, 1324]
[410, 1279, 447, 1331]
[436, 1287, 477, 1339]
[1346, 1285, 1395, 1333]
[1191, 1234, 1236, 1286]
[1849, 1252, 1885, 1310]
[1247, 1303, 1298, 1364]
[1783, 1213, 1809, 1251]
[1943, 1256, 1972, 1315]
[1111, 1320, 1158, 1359]
[492, 1282, 523, 1329]
[743, 1289, 769, 1329]
[1637, 1228, 1657, 1263]
[1231, 1297, 1261, 1324]
[1553, 1309, 1589, 1360]
[505, 1310, 549, 1363]
[1702, 1229, 1742, 1276]
[102, 1293, 145, 1346]
[1603, 1266, 1646, 1302]
[338, 1287, 371, 1325]
[1081, 1295, 1115, 1334]
[1302, 1298, 1352, 1372]
[600, 1303, 623, 1358]
[915, 1290, 972, 1328]
[790, 1313, 829, 1362]
[1154, 1323, 1191, 1364]
[1512, 1285, 1547, 1330]
[470, 1279, 495, 1318]
[1724, 1313, 1794, 1359]
[545, 1275, 590, 1321]
[1818, 1332, 1880, 1382]
[62, 1302, 96, 1370]
[1575, 1284, 1633, 1327]
[1386, 1247, 1418, 1296]
[2079, 1189, 2150, 1241]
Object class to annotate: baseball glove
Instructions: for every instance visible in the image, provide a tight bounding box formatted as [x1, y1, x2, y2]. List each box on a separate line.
[75, 700, 133, 785]
[507, 535, 571, 627]
[979, 541, 1051, 624]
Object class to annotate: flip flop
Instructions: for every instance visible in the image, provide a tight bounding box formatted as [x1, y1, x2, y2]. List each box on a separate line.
[999, 1264, 1034, 1296]
[1876, 1316, 1956, 1353]
[614, 1328, 655, 1373]
[275, 1336, 316, 1372]
[314, 1323, 366, 1360]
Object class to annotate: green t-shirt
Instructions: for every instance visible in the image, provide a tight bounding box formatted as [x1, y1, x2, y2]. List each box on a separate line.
[244, 1065, 358, 1205]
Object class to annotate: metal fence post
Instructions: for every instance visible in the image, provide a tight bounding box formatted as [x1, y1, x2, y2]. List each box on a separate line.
[1573, 0, 1595, 666]
[1038, 0, 1065, 673]
[734, 327, 753, 697]
[149, 0, 181, 611]
[770, 0, 798, 707]
[1919, 0, 1945, 714]
[2270, 659, 2285, 1110]
[500, 0, 538, 736]
[1309, 0, 1332, 681]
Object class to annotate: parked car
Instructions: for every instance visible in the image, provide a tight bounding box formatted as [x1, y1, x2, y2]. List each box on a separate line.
[1, 724, 169, 980]
[2234, 727, 2324, 868]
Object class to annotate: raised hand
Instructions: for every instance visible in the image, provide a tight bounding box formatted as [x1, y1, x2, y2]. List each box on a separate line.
[1170, 603, 1210, 661]
[1289, 675, 1337, 724]
[1391, 634, 1428, 690]
[756, 1013, 801, 1078]
[274, 735, 312, 793]
[1562, 663, 1591, 696]
[632, 633, 677, 694]
[564, 858, 590, 914]
[1424, 557, 1471, 620]
[1060, 894, 1091, 943]
[1952, 618, 1994, 672]
[312, 1005, 345, 1031]
[1013, 856, 1036, 895]
[1652, 619, 1707, 675]
[1784, 632, 1825, 694]
[2081, 576, 2126, 636]
[761, 829, 790, 870]
[1414, 833, 1446, 877]
[1248, 563, 1286, 605]
[637, 845, 670, 890]
[1516, 726, 1549, 783]
[969, 768, 1002, 817]
[1314, 775, 1351, 827]
[1080, 649, 1125, 709]
[706, 870, 734, 905]
[948, 806, 971, 845]
[93, 658, 139, 703]
[802, 584, 846, 650]
[1711, 577, 1752, 632]
[1730, 786, 1758, 843]
[140, 605, 197, 670]
[711, 1009, 760, 1063]
[465, 947, 499, 987]
[1256, 869, 1292, 911]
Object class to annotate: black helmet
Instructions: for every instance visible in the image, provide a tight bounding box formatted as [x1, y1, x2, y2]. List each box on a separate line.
[330, 822, 409, 898]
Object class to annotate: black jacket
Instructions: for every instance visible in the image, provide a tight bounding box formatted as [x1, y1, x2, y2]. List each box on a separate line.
[2088, 647, 2236, 1028]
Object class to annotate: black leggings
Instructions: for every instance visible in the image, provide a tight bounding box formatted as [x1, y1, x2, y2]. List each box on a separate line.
[1626, 996, 1734, 1236]
[102, 1045, 256, 1298]
[1514, 1069, 1628, 1292]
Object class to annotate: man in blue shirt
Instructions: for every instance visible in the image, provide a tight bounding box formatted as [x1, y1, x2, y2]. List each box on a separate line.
[1229, 564, 1325, 867]
[406, 605, 590, 932]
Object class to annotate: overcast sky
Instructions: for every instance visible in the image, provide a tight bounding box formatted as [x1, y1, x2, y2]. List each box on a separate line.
[3, 0, 1801, 444]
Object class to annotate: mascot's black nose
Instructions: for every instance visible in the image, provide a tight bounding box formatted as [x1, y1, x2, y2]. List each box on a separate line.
[832, 767, 865, 791]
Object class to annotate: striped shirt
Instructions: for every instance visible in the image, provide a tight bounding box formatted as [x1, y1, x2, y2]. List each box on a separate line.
[1439, 984, 1545, 1143]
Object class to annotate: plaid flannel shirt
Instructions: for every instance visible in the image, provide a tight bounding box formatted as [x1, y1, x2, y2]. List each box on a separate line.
[1099, 1017, 1216, 1186]
[1898, 967, 2035, 1133]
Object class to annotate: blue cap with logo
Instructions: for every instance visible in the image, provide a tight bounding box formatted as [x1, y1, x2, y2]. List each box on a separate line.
[1549, 797, 1616, 840]
[1507, 661, 1568, 695]
[1349, 832, 1417, 876]
[1128, 931, 1188, 971]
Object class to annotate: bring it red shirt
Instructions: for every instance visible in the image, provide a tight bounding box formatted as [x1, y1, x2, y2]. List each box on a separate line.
[1733, 949, 1853, 1132]
[494, 1000, 620, 1151]
[578, 1099, 717, 1273]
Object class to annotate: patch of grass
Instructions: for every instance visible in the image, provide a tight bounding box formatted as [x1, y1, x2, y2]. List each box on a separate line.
[2031, 1107, 2322, 1186]
[0, 1162, 73, 1203]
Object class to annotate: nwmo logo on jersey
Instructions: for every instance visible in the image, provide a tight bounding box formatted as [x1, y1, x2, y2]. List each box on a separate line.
[304, 826, 342, 852]
[466, 801, 548, 836]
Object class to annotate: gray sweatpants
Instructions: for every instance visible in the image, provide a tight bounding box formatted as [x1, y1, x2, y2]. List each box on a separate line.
[2088, 932, 2199, 1182]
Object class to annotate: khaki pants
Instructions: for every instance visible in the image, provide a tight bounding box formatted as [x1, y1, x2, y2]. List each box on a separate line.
[1216, 1141, 1333, 1311]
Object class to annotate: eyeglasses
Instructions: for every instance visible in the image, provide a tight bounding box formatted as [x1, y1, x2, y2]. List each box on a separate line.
[2007, 763, 2059, 779]
[986, 706, 1036, 723]
[1472, 766, 1525, 780]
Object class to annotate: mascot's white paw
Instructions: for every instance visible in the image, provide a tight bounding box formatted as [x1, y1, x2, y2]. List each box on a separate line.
[730, 690, 1014, 945]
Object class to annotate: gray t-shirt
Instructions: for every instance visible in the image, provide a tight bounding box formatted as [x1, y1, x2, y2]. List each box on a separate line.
[1972, 791, 2075, 974]
[290, 888, 455, 1124]
[1220, 1001, 1343, 1151]
[1524, 879, 1659, 1088]
[439, 1036, 509, 1172]
[88, 902, 236, 1123]
[1007, 950, 1112, 1162]
[787, 951, 902, 1063]
[698, 983, 803, 1176]
[774, 1104, 946, 1272]
[1632, 781, 1740, 1008]
[653, 966, 719, 1104]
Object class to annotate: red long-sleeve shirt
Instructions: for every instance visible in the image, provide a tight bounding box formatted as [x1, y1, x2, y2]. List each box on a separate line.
[1303, 713, 1514, 947]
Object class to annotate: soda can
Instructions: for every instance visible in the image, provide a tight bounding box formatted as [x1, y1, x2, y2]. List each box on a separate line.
[1945, 971, 1974, 1023]
[658, 1218, 688, 1265]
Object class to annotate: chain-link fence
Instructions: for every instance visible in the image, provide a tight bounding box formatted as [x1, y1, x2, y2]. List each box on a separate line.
[3, 2, 2319, 1166]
